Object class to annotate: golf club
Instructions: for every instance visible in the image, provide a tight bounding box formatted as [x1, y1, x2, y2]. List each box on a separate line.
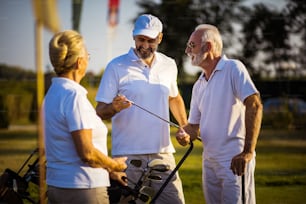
[128, 99, 180, 128]
[139, 186, 155, 203]
[150, 140, 194, 203]
[129, 159, 142, 168]
[147, 175, 162, 182]
[126, 98, 202, 142]
[242, 174, 245, 204]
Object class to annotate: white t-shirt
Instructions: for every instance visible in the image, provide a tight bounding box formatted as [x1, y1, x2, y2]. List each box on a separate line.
[189, 55, 259, 161]
[44, 77, 109, 188]
[96, 48, 179, 156]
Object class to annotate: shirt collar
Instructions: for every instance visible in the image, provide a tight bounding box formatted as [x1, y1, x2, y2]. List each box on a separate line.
[52, 77, 87, 95]
[198, 54, 227, 80]
[215, 54, 227, 71]
[128, 47, 140, 62]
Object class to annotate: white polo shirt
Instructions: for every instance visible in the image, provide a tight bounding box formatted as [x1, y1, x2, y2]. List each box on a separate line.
[44, 77, 109, 188]
[189, 55, 258, 161]
[96, 48, 179, 156]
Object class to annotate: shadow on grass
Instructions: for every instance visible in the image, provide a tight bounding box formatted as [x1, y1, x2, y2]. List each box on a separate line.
[0, 148, 37, 156]
[0, 130, 37, 140]
[257, 145, 306, 154]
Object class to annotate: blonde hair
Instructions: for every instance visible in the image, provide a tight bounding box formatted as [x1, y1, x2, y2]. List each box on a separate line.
[195, 24, 223, 56]
[49, 30, 84, 75]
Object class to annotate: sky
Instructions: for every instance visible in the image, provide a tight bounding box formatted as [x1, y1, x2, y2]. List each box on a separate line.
[0, 0, 141, 74]
[0, 0, 285, 75]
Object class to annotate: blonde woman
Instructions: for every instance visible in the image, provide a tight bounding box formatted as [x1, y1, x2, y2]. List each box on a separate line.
[44, 30, 127, 204]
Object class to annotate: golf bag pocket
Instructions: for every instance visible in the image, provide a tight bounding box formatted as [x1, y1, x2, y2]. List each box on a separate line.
[0, 168, 26, 204]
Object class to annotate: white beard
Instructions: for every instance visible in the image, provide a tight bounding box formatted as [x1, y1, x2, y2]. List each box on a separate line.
[191, 52, 207, 66]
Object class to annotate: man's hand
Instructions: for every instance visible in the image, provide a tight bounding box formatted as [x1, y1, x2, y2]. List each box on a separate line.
[230, 152, 254, 176]
[176, 128, 190, 146]
[113, 157, 128, 172]
[112, 94, 132, 113]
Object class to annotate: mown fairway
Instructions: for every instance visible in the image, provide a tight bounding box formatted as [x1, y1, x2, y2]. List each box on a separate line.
[0, 127, 306, 204]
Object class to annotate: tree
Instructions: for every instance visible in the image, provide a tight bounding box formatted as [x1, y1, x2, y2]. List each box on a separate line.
[286, 0, 306, 77]
[0, 95, 9, 129]
[240, 3, 292, 78]
[135, 0, 245, 81]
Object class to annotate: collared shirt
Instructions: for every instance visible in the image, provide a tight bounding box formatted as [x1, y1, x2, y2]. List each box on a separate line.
[96, 48, 179, 156]
[189, 55, 259, 161]
[44, 77, 109, 188]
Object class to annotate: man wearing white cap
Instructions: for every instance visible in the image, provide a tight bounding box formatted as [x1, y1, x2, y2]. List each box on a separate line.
[96, 14, 187, 203]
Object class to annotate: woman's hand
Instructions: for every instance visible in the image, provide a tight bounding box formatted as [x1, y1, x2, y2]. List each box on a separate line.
[110, 171, 128, 186]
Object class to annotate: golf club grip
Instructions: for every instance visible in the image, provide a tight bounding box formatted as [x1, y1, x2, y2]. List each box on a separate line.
[150, 141, 194, 203]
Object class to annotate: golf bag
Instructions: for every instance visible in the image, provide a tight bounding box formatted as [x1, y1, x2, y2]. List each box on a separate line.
[0, 149, 40, 204]
[108, 141, 194, 204]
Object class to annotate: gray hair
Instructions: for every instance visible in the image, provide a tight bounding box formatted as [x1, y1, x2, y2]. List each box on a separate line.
[195, 24, 223, 56]
[49, 30, 85, 75]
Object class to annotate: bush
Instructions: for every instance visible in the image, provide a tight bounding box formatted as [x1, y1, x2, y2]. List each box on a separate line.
[0, 95, 9, 129]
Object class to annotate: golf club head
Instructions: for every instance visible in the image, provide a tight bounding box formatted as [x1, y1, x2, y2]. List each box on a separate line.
[129, 159, 142, 168]
[139, 186, 155, 203]
[148, 159, 164, 167]
[151, 164, 170, 172]
[148, 174, 162, 182]
[148, 159, 170, 172]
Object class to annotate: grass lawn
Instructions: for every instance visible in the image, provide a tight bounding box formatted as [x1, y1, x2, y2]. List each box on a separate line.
[1, 127, 306, 204]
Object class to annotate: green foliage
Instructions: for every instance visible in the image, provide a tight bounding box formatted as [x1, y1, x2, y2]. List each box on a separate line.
[263, 110, 306, 130]
[263, 109, 294, 129]
[136, 0, 244, 79]
[0, 64, 36, 80]
[137, 0, 306, 80]
[1, 128, 305, 203]
[0, 80, 36, 125]
[0, 95, 9, 128]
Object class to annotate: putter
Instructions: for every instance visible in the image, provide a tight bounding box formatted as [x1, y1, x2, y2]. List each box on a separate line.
[242, 174, 245, 204]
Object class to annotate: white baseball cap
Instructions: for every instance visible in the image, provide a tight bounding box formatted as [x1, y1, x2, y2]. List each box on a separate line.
[133, 14, 163, 39]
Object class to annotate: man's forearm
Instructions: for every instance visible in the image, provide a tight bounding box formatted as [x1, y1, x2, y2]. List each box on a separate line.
[96, 102, 118, 120]
[169, 94, 188, 126]
[244, 94, 263, 153]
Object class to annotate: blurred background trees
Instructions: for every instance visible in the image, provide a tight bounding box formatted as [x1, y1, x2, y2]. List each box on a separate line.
[1, 0, 306, 129]
[135, 0, 306, 81]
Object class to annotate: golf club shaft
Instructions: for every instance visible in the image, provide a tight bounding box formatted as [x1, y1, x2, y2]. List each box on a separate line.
[130, 101, 180, 128]
[130, 100, 202, 142]
[242, 174, 245, 204]
[151, 141, 194, 203]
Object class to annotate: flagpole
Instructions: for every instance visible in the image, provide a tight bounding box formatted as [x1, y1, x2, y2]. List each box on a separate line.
[34, 19, 46, 204]
[107, 26, 114, 64]
[106, 0, 119, 66]
[32, 1, 60, 203]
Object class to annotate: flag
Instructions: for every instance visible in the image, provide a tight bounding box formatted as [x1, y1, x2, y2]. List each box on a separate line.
[108, 0, 120, 27]
[32, 0, 61, 33]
